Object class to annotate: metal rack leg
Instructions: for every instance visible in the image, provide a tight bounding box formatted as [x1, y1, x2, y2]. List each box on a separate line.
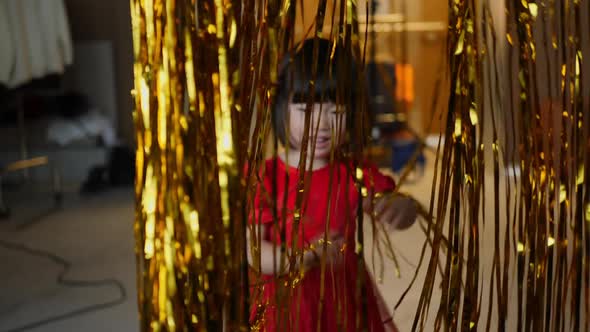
[52, 163, 63, 207]
[0, 175, 9, 218]
[16, 92, 29, 181]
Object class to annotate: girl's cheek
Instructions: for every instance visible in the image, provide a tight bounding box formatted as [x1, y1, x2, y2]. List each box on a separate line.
[333, 117, 346, 137]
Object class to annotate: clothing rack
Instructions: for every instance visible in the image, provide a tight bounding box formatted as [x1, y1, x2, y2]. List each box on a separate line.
[0, 0, 72, 219]
[360, 20, 447, 33]
[0, 85, 63, 219]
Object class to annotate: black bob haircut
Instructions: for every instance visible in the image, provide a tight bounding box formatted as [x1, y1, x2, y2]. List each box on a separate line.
[271, 38, 364, 149]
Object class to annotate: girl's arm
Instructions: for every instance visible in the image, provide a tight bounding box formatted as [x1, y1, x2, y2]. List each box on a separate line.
[246, 224, 317, 275]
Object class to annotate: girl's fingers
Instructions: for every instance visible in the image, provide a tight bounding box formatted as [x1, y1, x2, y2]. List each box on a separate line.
[385, 197, 418, 230]
[327, 231, 342, 240]
[374, 197, 388, 217]
[329, 239, 345, 261]
[381, 206, 397, 226]
[362, 197, 372, 211]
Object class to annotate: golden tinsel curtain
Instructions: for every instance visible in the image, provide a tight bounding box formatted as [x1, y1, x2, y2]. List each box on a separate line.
[130, 0, 589, 331]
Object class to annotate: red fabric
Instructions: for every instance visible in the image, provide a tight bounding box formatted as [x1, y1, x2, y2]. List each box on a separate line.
[249, 158, 399, 332]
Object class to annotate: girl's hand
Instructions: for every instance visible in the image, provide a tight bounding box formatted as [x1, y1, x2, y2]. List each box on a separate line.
[303, 231, 346, 269]
[364, 192, 417, 230]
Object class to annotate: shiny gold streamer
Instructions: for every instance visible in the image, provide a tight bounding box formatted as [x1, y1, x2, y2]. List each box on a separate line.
[131, 0, 263, 329]
[404, 0, 590, 331]
[131, 0, 589, 331]
[131, 0, 375, 329]
[130, 0, 308, 330]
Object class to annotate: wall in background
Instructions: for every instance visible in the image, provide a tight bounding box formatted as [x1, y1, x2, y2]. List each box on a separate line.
[64, 0, 135, 145]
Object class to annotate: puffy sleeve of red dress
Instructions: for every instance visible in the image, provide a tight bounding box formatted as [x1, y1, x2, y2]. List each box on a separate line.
[249, 158, 399, 332]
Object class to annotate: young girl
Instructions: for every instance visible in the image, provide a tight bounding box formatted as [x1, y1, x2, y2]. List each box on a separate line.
[247, 38, 417, 332]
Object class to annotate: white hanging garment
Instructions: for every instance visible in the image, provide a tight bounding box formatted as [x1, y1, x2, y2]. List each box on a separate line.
[0, 1, 15, 85]
[5, 0, 42, 87]
[1, 0, 73, 88]
[38, 0, 73, 76]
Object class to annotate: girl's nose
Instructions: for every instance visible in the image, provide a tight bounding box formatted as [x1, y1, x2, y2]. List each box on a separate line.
[312, 106, 331, 129]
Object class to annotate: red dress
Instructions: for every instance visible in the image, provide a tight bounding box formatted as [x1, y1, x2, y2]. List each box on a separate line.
[249, 158, 399, 332]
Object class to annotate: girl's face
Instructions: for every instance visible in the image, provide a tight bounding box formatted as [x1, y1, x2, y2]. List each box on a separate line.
[287, 102, 347, 159]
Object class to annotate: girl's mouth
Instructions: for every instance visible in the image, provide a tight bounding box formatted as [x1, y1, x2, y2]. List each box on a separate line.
[313, 136, 331, 148]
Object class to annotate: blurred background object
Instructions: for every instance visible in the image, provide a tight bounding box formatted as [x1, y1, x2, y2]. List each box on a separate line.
[0, 0, 136, 221]
[0, 1, 136, 331]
